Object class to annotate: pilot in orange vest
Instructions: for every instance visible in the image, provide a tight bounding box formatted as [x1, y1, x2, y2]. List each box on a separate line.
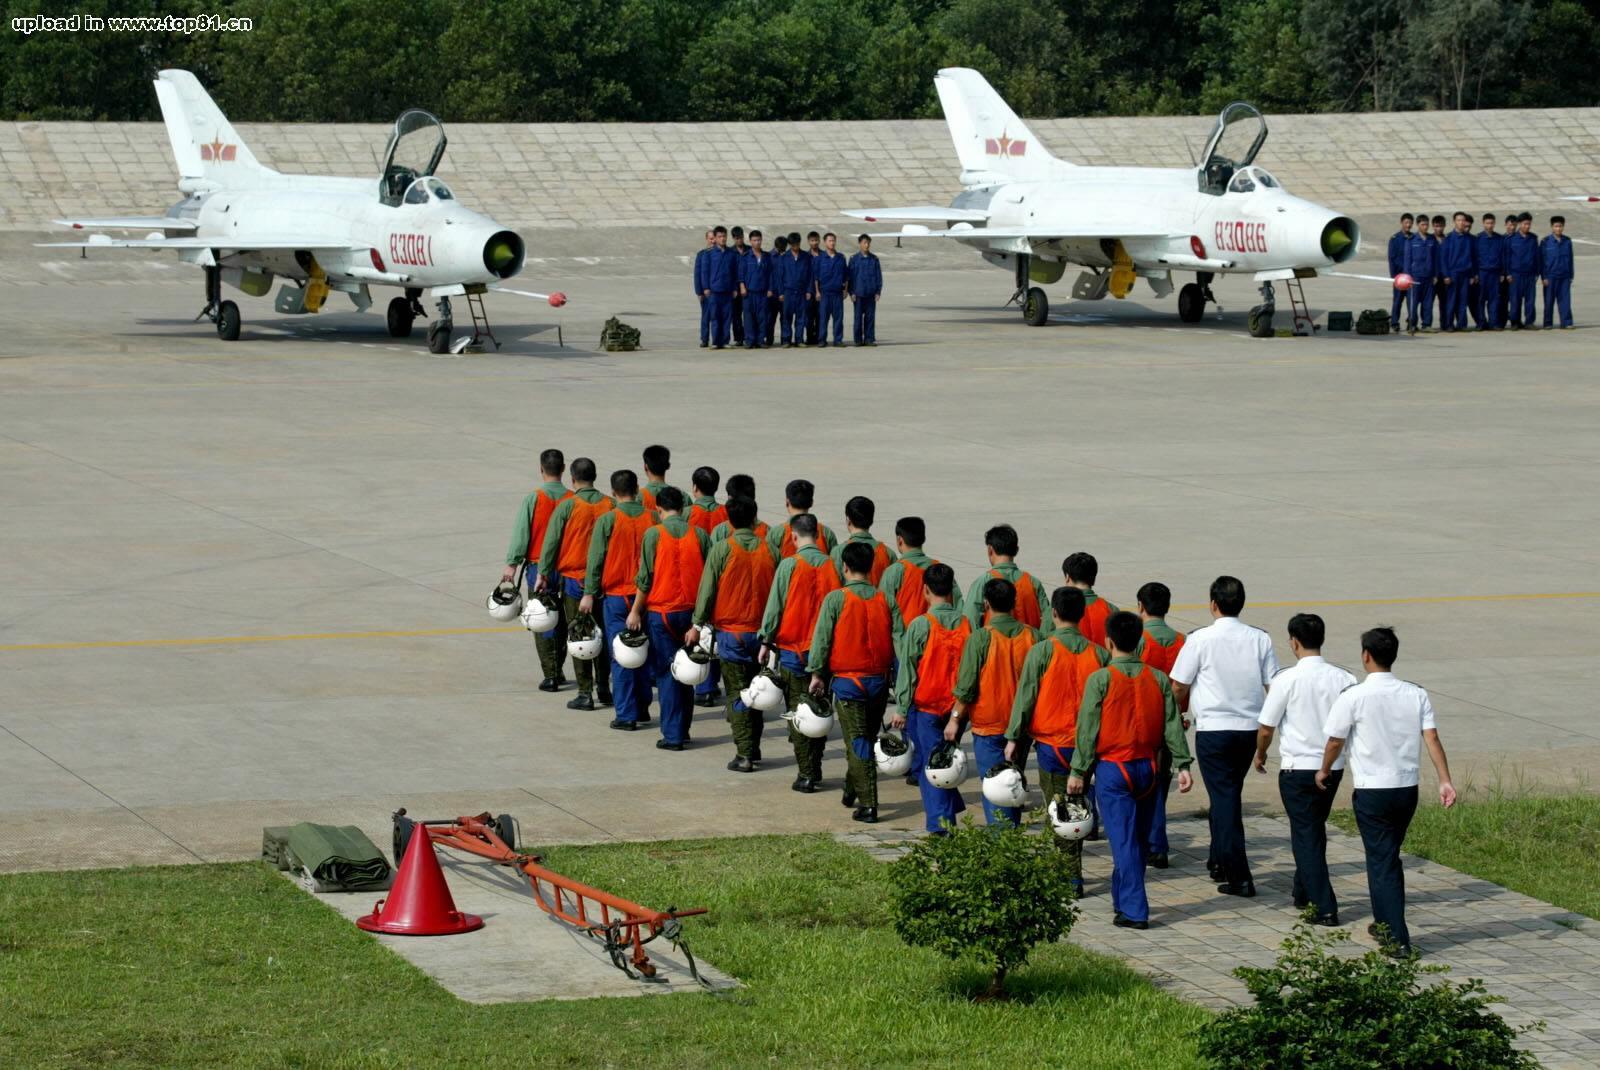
[536, 457, 615, 710]
[687, 495, 777, 773]
[1068, 611, 1194, 929]
[949, 576, 1045, 827]
[1062, 551, 1118, 648]
[501, 448, 572, 691]
[768, 478, 836, 560]
[1136, 580, 1187, 868]
[879, 515, 951, 645]
[831, 495, 897, 585]
[1004, 587, 1109, 897]
[961, 523, 1051, 632]
[581, 470, 661, 730]
[688, 465, 726, 536]
[627, 486, 709, 750]
[807, 541, 894, 823]
[894, 562, 970, 833]
[757, 513, 841, 793]
[638, 444, 680, 512]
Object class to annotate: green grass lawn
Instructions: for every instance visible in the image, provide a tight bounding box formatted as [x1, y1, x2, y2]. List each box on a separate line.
[0, 834, 1208, 1069]
[1330, 792, 1600, 920]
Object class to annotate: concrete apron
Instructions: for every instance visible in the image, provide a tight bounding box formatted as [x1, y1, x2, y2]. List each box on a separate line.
[286, 848, 737, 1002]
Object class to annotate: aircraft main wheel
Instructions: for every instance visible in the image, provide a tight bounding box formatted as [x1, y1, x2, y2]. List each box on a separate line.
[216, 300, 241, 341]
[427, 320, 451, 354]
[1023, 287, 1049, 326]
[1178, 283, 1206, 323]
[386, 296, 415, 338]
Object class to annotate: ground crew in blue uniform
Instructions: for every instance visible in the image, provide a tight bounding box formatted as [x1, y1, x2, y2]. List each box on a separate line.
[739, 230, 775, 349]
[730, 227, 749, 346]
[1506, 213, 1541, 329]
[814, 232, 849, 347]
[1499, 207, 1518, 325]
[693, 228, 713, 348]
[896, 563, 970, 834]
[1439, 212, 1476, 332]
[1403, 214, 1437, 333]
[1541, 215, 1575, 329]
[777, 235, 812, 348]
[766, 236, 788, 342]
[1430, 216, 1449, 327]
[848, 234, 883, 346]
[701, 225, 739, 349]
[805, 231, 823, 345]
[1069, 611, 1194, 930]
[1387, 213, 1414, 330]
[1474, 213, 1505, 330]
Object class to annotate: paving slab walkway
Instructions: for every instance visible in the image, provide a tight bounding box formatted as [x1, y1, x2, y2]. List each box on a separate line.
[837, 814, 1600, 1070]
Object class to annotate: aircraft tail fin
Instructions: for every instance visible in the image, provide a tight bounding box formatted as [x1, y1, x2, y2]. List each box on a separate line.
[154, 69, 268, 186]
[934, 68, 1069, 184]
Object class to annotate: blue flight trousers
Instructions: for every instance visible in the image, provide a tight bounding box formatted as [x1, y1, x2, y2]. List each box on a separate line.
[820, 291, 845, 344]
[1406, 280, 1434, 328]
[743, 293, 770, 347]
[907, 708, 966, 833]
[1543, 277, 1573, 327]
[708, 291, 734, 347]
[647, 609, 693, 745]
[1097, 757, 1160, 923]
[853, 295, 877, 343]
[973, 731, 1020, 827]
[1443, 276, 1471, 329]
[603, 594, 652, 723]
[1510, 273, 1537, 325]
[1475, 271, 1502, 327]
[780, 292, 806, 344]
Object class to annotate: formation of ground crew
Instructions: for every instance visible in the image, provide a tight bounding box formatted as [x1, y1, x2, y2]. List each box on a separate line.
[1387, 211, 1576, 333]
[499, 446, 1457, 941]
[693, 226, 884, 349]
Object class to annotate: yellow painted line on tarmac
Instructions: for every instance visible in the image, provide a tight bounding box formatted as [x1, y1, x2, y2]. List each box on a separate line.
[1171, 591, 1600, 612]
[5, 590, 1599, 653]
[0, 625, 517, 653]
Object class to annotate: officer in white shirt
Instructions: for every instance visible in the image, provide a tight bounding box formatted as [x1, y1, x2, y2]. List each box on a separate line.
[1254, 613, 1355, 925]
[1168, 576, 1279, 897]
[1318, 626, 1456, 953]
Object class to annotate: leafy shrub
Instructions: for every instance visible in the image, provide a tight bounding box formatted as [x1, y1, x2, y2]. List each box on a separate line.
[1195, 921, 1542, 1069]
[886, 817, 1077, 998]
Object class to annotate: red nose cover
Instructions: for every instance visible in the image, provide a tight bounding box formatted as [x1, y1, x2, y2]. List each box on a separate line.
[548, 292, 568, 308]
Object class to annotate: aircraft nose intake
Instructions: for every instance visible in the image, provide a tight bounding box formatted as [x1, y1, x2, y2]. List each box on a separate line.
[1321, 217, 1357, 263]
[483, 230, 525, 279]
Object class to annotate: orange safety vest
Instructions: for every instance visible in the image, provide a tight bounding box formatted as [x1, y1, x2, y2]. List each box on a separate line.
[829, 587, 893, 679]
[1097, 665, 1166, 763]
[910, 612, 970, 715]
[712, 540, 776, 632]
[1029, 638, 1106, 747]
[779, 521, 832, 559]
[557, 496, 615, 580]
[648, 527, 704, 613]
[982, 569, 1041, 629]
[1080, 597, 1114, 647]
[967, 627, 1038, 735]
[1140, 630, 1185, 675]
[893, 557, 935, 627]
[690, 502, 727, 535]
[526, 487, 573, 564]
[866, 542, 893, 585]
[773, 554, 841, 654]
[599, 509, 657, 596]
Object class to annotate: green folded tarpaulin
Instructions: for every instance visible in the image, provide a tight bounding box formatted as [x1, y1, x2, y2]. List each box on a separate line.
[276, 823, 391, 891]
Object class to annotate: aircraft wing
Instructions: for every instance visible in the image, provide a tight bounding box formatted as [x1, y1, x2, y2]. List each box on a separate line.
[35, 235, 365, 252]
[843, 206, 991, 224]
[867, 226, 1171, 241]
[54, 217, 199, 231]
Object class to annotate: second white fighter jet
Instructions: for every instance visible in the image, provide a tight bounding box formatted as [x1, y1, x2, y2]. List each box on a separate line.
[846, 68, 1360, 334]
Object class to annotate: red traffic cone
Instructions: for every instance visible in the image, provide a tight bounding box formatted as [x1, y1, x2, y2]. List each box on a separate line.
[357, 823, 483, 936]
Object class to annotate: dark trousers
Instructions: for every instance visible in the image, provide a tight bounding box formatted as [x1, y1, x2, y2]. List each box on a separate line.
[562, 577, 609, 697]
[647, 610, 693, 744]
[1443, 276, 1471, 328]
[853, 294, 877, 343]
[1510, 273, 1537, 325]
[779, 293, 805, 344]
[1475, 271, 1502, 327]
[820, 291, 845, 343]
[1280, 768, 1341, 917]
[1435, 277, 1451, 326]
[1096, 757, 1160, 922]
[1544, 277, 1573, 327]
[1196, 729, 1256, 884]
[698, 295, 711, 344]
[805, 295, 819, 343]
[1390, 287, 1407, 328]
[731, 292, 745, 343]
[524, 566, 566, 681]
[764, 296, 781, 345]
[743, 293, 770, 347]
[602, 594, 651, 723]
[906, 708, 966, 833]
[708, 291, 734, 347]
[1353, 785, 1419, 949]
[1406, 280, 1434, 328]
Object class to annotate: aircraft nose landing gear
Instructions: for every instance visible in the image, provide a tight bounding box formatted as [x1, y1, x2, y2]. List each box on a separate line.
[1007, 252, 1050, 326]
[196, 263, 242, 341]
[428, 295, 453, 354]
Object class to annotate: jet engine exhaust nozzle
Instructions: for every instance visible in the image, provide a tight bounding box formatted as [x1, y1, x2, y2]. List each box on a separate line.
[483, 231, 526, 279]
[1321, 217, 1358, 264]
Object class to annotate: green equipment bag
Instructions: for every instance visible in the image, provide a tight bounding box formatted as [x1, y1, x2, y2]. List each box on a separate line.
[1327, 311, 1353, 331]
[1248, 304, 1275, 338]
[1356, 309, 1390, 335]
[265, 823, 392, 892]
[600, 316, 641, 351]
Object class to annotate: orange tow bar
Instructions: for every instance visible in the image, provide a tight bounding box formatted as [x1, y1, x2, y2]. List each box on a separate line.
[392, 809, 709, 983]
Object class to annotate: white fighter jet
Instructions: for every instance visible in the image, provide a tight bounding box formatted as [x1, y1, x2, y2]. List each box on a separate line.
[38, 69, 563, 353]
[846, 68, 1360, 334]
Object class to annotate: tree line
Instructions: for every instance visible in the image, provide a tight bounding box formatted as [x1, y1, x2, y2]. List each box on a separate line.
[3, 0, 1595, 123]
